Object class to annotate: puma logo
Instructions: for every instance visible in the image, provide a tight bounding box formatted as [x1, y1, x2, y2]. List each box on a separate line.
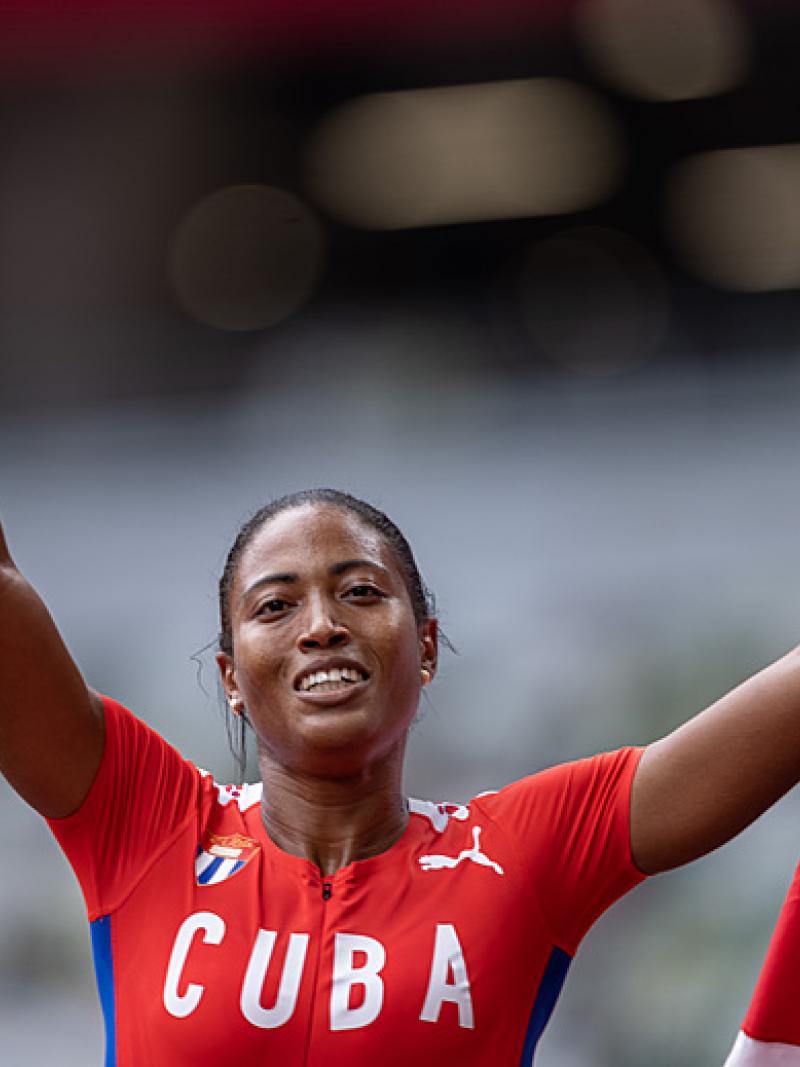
[418, 826, 504, 876]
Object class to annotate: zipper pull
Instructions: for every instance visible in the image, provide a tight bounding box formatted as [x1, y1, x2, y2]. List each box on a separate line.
[322, 881, 332, 901]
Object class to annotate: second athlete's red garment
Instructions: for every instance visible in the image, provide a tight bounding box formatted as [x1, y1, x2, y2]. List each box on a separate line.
[47, 696, 646, 1066]
[724, 861, 800, 1065]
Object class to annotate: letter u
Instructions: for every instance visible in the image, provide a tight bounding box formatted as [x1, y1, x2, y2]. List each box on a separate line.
[240, 930, 310, 1029]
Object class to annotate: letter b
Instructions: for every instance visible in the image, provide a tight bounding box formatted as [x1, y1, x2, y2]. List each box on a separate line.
[330, 933, 386, 1031]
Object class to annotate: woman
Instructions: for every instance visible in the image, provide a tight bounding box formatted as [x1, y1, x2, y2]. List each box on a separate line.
[3, 487, 800, 1065]
[724, 861, 800, 1065]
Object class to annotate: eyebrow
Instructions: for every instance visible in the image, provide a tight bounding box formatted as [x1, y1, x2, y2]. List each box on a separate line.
[241, 559, 390, 601]
[330, 558, 390, 578]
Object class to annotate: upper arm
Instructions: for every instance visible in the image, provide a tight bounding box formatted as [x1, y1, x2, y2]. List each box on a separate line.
[0, 531, 104, 818]
[630, 647, 800, 874]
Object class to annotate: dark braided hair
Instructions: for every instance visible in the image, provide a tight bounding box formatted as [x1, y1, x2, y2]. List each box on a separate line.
[218, 489, 437, 777]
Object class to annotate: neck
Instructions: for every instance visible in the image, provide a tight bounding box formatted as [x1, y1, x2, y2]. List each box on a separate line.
[257, 749, 409, 877]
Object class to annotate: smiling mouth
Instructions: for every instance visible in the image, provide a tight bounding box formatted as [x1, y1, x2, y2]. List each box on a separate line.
[296, 667, 369, 693]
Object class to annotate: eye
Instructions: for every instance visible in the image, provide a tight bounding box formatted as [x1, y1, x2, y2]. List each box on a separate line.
[344, 584, 384, 600]
[258, 597, 291, 615]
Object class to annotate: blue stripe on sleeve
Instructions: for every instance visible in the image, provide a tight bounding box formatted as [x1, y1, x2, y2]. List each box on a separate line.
[518, 946, 572, 1066]
[90, 915, 117, 1067]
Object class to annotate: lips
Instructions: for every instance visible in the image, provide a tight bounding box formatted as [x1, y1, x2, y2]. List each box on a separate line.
[292, 657, 371, 706]
[297, 666, 368, 692]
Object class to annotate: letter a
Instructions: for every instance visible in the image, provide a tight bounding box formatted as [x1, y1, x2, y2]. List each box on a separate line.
[330, 933, 386, 1031]
[420, 923, 475, 1029]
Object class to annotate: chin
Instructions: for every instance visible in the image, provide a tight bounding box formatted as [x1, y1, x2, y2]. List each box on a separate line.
[280, 710, 408, 777]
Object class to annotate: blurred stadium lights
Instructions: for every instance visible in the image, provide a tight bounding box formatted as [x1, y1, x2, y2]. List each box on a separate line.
[304, 79, 626, 230]
[666, 146, 800, 291]
[3, 1, 800, 410]
[574, 0, 750, 102]
[170, 185, 326, 331]
[518, 227, 670, 375]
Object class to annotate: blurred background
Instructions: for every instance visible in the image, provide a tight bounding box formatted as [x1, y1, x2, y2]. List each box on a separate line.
[2, 0, 800, 1063]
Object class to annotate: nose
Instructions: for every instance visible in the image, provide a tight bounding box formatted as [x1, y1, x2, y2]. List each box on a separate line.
[297, 593, 350, 651]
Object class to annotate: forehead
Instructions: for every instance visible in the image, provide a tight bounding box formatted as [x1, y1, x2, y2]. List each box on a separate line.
[235, 504, 399, 586]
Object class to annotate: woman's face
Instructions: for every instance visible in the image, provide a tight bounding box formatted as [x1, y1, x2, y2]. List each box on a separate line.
[217, 504, 437, 777]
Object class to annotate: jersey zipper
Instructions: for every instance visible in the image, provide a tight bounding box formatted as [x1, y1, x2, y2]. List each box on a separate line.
[302, 877, 333, 1066]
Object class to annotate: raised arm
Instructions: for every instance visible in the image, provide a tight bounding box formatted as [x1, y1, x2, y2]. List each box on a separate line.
[0, 519, 103, 817]
[631, 646, 800, 874]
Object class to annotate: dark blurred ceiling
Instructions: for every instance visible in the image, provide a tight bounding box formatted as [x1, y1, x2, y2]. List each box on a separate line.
[2, 1, 800, 411]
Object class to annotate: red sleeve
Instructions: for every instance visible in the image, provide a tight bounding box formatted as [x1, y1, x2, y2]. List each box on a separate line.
[475, 747, 646, 955]
[46, 695, 201, 921]
[742, 860, 800, 1046]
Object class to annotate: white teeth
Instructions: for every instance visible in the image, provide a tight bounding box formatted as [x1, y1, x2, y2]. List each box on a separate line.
[299, 667, 366, 691]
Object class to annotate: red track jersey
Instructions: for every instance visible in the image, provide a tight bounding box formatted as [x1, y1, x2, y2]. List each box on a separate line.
[47, 696, 645, 1066]
[724, 861, 800, 1065]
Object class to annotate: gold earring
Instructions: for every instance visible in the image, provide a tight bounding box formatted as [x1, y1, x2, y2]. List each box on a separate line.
[229, 698, 243, 717]
[420, 668, 431, 685]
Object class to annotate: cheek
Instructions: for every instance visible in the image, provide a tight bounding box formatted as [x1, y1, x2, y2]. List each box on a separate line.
[234, 633, 284, 688]
[382, 622, 423, 684]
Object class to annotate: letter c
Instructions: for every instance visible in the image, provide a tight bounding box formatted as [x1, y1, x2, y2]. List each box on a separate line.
[163, 912, 226, 1019]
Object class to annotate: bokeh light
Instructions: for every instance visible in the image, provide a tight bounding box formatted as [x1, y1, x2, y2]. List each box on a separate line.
[304, 78, 625, 230]
[518, 226, 670, 374]
[170, 184, 326, 331]
[574, 0, 750, 102]
[666, 146, 800, 291]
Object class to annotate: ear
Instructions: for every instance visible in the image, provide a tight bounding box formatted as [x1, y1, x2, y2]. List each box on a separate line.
[215, 651, 243, 714]
[419, 617, 438, 681]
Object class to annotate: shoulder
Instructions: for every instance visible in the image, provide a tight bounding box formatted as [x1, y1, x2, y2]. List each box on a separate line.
[197, 770, 264, 814]
[408, 748, 643, 828]
[476, 746, 645, 814]
[406, 748, 644, 857]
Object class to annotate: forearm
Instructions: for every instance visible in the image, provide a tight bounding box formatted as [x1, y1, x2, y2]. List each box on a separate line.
[631, 646, 800, 874]
[0, 518, 104, 817]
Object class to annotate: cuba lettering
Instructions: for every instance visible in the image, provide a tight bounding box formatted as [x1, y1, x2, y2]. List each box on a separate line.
[163, 912, 475, 1031]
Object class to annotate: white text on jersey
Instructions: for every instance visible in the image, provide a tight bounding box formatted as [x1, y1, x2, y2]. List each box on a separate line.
[163, 912, 475, 1031]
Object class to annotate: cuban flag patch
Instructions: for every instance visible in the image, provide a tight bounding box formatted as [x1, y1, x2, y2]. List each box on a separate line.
[195, 832, 260, 886]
